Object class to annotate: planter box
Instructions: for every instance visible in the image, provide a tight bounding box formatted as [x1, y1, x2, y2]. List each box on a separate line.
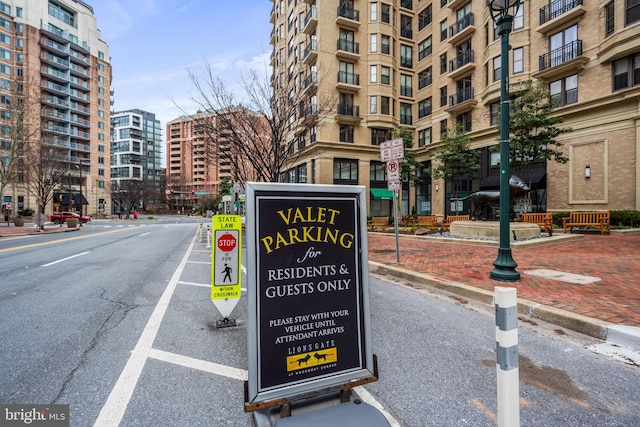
[66, 218, 79, 228]
[13, 218, 26, 227]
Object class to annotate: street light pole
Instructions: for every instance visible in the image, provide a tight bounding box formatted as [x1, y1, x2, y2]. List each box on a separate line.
[489, 0, 520, 282]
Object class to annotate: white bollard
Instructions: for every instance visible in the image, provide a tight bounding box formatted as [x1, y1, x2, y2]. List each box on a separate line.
[206, 229, 211, 249]
[495, 286, 520, 427]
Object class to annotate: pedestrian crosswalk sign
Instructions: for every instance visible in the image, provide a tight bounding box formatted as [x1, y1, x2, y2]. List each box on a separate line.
[211, 215, 242, 302]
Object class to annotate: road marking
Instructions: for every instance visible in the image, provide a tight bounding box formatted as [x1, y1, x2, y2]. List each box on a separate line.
[178, 281, 210, 288]
[139, 232, 150, 237]
[471, 397, 497, 421]
[148, 348, 247, 381]
[187, 261, 209, 265]
[94, 232, 197, 427]
[41, 252, 90, 267]
[0, 228, 136, 253]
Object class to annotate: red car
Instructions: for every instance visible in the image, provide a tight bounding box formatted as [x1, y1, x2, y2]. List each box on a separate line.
[51, 211, 92, 224]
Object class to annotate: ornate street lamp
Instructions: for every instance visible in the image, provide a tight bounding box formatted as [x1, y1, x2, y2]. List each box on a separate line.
[488, 0, 521, 282]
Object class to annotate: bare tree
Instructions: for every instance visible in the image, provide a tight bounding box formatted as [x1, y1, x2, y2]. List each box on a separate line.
[113, 179, 149, 219]
[184, 60, 335, 184]
[0, 77, 43, 214]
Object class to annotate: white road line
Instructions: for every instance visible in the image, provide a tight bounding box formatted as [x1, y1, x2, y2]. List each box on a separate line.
[93, 233, 197, 427]
[41, 252, 90, 267]
[353, 386, 401, 427]
[187, 261, 210, 265]
[148, 348, 247, 381]
[139, 232, 150, 237]
[178, 281, 210, 288]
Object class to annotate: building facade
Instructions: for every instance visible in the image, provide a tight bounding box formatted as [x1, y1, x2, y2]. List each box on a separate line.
[111, 109, 163, 213]
[0, 0, 112, 218]
[271, 0, 640, 219]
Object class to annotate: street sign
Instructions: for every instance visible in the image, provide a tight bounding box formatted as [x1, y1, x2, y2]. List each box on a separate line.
[380, 138, 404, 162]
[387, 180, 400, 191]
[387, 160, 399, 181]
[211, 215, 242, 320]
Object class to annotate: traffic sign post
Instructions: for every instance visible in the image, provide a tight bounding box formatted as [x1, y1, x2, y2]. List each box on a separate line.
[211, 214, 242, 328]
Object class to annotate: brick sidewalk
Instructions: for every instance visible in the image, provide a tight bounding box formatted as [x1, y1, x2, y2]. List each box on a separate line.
[367, 232, 640, 328]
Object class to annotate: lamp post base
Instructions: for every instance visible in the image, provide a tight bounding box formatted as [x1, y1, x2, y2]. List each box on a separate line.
[490, 248, 520, 282]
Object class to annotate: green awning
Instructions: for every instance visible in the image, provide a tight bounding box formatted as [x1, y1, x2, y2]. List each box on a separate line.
[370, 188, 394, 200]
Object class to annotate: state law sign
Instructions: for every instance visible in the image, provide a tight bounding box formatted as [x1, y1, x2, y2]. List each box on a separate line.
[211, 215, 242, 311]
[380, 138, 404, 162]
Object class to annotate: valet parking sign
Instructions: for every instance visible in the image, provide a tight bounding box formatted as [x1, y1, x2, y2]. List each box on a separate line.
[244, 183, 376, 408]
[211, 215, 242, 318]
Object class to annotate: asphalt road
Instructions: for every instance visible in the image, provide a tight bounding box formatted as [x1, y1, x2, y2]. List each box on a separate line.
[0, 216, 638, 426]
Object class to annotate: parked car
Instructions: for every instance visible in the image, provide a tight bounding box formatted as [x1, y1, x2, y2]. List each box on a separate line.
[50, 211, 91, 224]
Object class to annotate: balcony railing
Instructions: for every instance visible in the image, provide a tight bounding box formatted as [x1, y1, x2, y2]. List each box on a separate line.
[337, 4, 360, 22]
[337, 71, 360, 85]
[449, 13, 474, 38]
[449, 50, 474, 73]
[338, 104, 360, 117]
[540, 0, 583, 25]
[302, 40, 317, 61]
[449, 86, 474, 106]
[539, 40, 582, 71]
[337, 39, 360, 54]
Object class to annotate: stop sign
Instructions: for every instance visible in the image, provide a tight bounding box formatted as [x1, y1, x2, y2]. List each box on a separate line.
[217, 233, 237, 252]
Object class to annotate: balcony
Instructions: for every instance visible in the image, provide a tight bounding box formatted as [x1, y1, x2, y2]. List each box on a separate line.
[446, 87, 477, 114]
[448, 13, 475, 45]
[303, 5, 317, 35]
[538, 0, 585, 34]
[448, 50, 475, 80]
[337, 104, 361, 123]
[536, 40, 588, 80]
[336, 39, 360, 60]
[302, 40, 317, 66]
[302, 71, 317, 93]
[447, 0, 468, 10]
[336, 71, 360, 91]
[336, 4, 360, 29]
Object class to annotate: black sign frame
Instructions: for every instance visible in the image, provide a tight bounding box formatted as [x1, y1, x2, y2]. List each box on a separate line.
[244, 183, 375, 409]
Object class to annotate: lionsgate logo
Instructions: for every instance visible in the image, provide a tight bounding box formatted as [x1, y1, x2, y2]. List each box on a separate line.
[1, 404, 69, 426]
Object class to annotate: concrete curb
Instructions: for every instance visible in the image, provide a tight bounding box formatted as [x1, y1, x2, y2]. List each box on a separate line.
[368, 261, 612, 341]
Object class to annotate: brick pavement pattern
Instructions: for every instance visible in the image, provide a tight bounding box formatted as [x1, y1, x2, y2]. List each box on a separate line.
[367, 233, 640, 328]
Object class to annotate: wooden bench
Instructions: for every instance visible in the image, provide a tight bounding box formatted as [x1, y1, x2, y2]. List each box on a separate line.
[442, 214, 470, 228]
[367, 216, 389, 227]
[414, 215, 438, 227]
[562, 211, 610, 235]
[521, 212, 554, 236]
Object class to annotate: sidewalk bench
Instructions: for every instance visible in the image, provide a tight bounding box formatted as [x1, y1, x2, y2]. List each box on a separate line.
[368, 216, 389, 227]
[414, 215, 438, 227]
[562, 211, 610, 235]
[521, 212, 554, 236]
[442, 214, 470, 228]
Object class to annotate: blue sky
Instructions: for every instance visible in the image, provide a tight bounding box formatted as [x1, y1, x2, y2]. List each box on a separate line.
[91, 0, 273, 127]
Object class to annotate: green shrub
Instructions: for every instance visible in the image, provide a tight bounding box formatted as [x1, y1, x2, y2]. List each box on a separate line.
[611, 210, 640, 227]
[18, 208, 35, 217]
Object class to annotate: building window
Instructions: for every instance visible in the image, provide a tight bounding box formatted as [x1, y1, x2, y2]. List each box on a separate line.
[400, 44, 413, 68]
[371, 128, 392, 145]
[381, 66, 390, 84]
[456, 111, 472, 133]
[370, 65, 378, 83]
[418, 67, 432, 89]
[549, 25, 578, 68]
[371, 2, 377, 21]
[400, 103, 412, 125]
[490, 102, 500, 125]
[418, 97, 432, 118]
[371, 33, 378, 52]
[333, 158, 358, 183]
[381, 96, 390, 115]
[340, 124, 354, 143]
[418, 36, 432, 60]
[440, 19, 447, 42]
[440, 86, 448, 107]
[370, 95, 378, 114]
[381, 3, 391, 23]
[440, 53, 447, 74]
[418, 128, 432, 147]
[381, 34, 391, 54]
[626, 0, 640, 26]
[613, 53, 640, 91]
[370, 161, 386, 181]
[513, 4, 523, 30]
[605, 2, 615, 36]
[418, 5, 432, 30]
[550, 74, 578, 107]
[440, 119, 448, 137]
[493, 56, 501, 81]
[400, 74, 412, 97]
[513, 47, 524, 74]
[401, 14, 413, 39]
